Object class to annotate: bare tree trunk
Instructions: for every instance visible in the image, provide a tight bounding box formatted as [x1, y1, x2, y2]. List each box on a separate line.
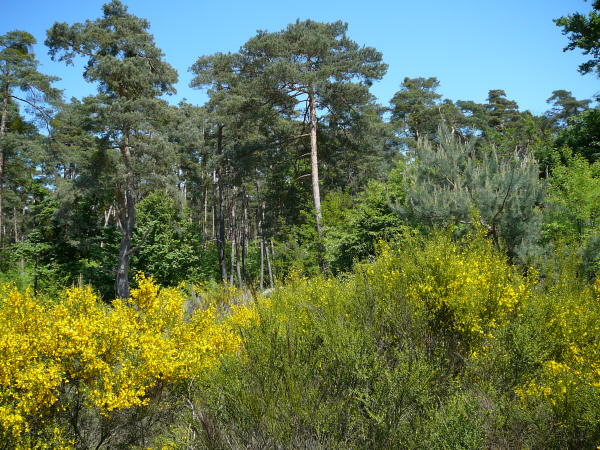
[259, 238, 264, 290]
[211, 205, 215, 240]
[0, 92, 8, 249]
[258, 200, 265, 290]
[230, 239, 235, 285]
[12, 206, 18, 243]
[100, 204, 113, 249]
[236, 240, 242, 289]
[309, 88, 323, 237]
[216, 125, 228, 282]
[103, 205, 114, 228]
[203, 184, 208, 239]
[229, 196, 236, 286]
[270, 239, 276, 281]
[238, 192, 248, 284]
[115, 131, 136, 299]
[309, 88, 326, 270]
[266, 239, 274, 289]
[179, 167, 188, 208]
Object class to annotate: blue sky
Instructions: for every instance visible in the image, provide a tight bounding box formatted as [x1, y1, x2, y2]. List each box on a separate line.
[2, 0, 598, 115]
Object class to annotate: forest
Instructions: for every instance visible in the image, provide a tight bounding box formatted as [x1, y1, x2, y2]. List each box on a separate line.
[0, 0, 599, 448]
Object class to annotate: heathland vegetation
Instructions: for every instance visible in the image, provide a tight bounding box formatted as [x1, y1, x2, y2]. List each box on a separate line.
[1, 1, 599, 447]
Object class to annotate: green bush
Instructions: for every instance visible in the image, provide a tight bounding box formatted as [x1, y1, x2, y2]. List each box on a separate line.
[160, 231, 600, 448]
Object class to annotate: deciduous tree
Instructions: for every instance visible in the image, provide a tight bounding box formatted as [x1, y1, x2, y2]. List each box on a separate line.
[555, 0, 600, 76]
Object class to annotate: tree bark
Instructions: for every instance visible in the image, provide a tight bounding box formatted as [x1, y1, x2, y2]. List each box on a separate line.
[0, 92, 8, 248]
[229, 196, 236, 286]
[309, 88, 323, 239]
[216, 124, 228, 282]
[203, 184, 208, 240]
[115, 131, 136, 299]
[236, 240, 242, 289]
[12, 206, 18, 243]
[266, 238, 274, 289]
[259, 238, 265, 290]
[259, 201, 265, 290]
[308, 87, 326, 269]
[241, 194, 248, 283]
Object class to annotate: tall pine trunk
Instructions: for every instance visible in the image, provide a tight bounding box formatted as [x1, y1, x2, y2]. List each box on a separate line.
[115, 131, 136, 298]
[12, 207, 18, 243]
[229, 195, 236, 286]
[266, 240, 274, 289]
[309, 88, 326, 269]
[309, 88, 323, 238]
[0, 92, 8, 248]
[241, 195, 248, 283]
[259, 238, 264, 290]
[203, 184, 208, 240]
[216, 124, 228, 282]
[259, 200, 265, 290]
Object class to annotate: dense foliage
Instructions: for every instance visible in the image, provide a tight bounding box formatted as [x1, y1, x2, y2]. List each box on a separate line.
[0, 275, 257, 447]
[1, 234, 599, 448]
[1, 0, 599, 447]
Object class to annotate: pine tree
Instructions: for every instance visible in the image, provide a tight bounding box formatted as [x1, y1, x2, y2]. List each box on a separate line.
[0, 30, 60, 247]
[239, 20, 387, 265]
[46, 0, 178, 298]
[390, 77, 442, 142]
[400, 127, 545, 262]
[545, 90, 591, 128]
[555, 0, 600, 77]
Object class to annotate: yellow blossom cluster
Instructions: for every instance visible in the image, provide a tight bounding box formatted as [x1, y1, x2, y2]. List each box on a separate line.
[515, 283, 600, 410]
[0, 274, 258, 444]
[265, 274, 348, 337]
[363, 234, 529, 346]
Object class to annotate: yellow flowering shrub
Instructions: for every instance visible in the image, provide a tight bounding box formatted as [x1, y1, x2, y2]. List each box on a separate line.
[168, 233, 599, 448]
[514, 279, 600, 417]
[360, 232, 530, 349]
[0, 274, 257, 446]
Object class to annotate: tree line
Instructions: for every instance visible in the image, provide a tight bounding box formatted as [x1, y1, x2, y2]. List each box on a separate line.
[1, 0, 599, 299]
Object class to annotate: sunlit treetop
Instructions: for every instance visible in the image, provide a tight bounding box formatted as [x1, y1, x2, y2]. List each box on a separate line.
[45, 0, 177, 99]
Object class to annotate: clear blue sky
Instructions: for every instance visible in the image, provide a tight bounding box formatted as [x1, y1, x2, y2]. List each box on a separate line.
[2, 0, 598, 114]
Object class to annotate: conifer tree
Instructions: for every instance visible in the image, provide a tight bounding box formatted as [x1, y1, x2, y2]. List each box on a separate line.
[46, 0, 178, 298]
[555, 108, 600, 163]
[390, 77, 443, 142]
[545, 89, 591, 128]
[555, 0, 600, 76]
[190, 52, 249, 281]
[400, 127, 545, 262]
[239, 20, 387, 262]
[0, 31, 60, 247]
